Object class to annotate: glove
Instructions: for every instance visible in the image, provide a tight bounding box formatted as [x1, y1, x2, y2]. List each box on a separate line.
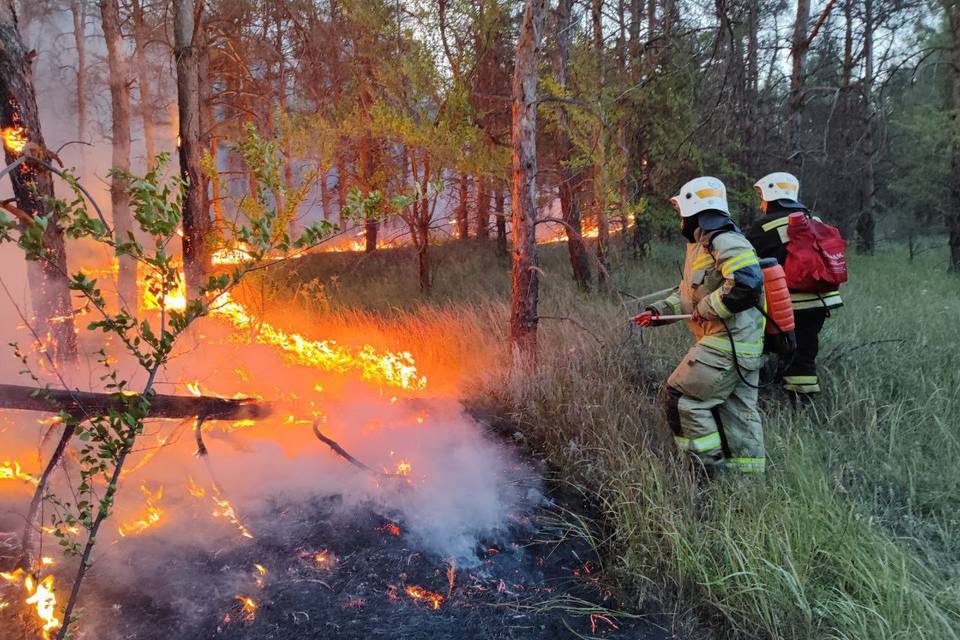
[691, 306, 706, 325]
[631, 308, 659, 327]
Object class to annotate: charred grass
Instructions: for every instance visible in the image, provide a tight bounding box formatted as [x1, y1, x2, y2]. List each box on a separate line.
[261, 240, 960, 639]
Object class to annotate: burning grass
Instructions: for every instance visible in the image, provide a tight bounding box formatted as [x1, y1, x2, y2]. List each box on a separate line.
[262, 241, 960, 639]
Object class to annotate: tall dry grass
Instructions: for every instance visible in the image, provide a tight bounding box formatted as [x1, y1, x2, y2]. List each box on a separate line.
[261, 240, 960, 638]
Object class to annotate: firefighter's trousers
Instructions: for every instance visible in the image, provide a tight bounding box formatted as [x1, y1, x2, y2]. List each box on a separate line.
[782, 308, 828, 394]
[660, 346, 766, 474]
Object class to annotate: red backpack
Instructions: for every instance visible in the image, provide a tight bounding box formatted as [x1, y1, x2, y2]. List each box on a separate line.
[784, 212, 848, 293]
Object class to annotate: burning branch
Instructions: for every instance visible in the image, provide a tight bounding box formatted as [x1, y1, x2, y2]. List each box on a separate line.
[311, 420, 376, 474]
[2, 383, 270, 571]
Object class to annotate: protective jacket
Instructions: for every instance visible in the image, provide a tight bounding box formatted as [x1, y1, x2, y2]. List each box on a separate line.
[651, 216, 767, 474]
[650, 219, 766, 362]
[746, 203, 843, 311]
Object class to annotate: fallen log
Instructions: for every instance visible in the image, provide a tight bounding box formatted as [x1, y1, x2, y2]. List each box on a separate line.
[0, 383, 272, 421]
[5, 383, 271, 572]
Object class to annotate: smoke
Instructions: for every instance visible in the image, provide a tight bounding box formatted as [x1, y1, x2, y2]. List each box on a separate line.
[0, 9, 539, 634]
[0, 289, 538, 639]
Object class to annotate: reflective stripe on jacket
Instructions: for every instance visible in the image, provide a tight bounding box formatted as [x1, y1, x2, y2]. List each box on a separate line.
[790, 290, 843, 311]
[651, 228, 765, 362]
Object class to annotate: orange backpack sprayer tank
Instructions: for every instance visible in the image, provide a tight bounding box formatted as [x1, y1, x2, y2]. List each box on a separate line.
[759, 258, 795, 334]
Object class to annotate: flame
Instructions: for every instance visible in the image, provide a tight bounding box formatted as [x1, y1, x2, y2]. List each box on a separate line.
[1, 126, 28, 154]
[41, 525, 79, 537]
[395, 461, 412, 476]
[228, 419, 256, 431]
[211, 493, 254, 539]
[141, 269, 187, 312]
[211, 243, 253, 266]
[184, 478, 253, 538]
[253, 564, 266, 588]
[2, 570, 61, 639]
[211, 292, 427, 391]
[79, 258, 119, 280]
[117, 484, 164, 537]
[381, 523, 400, 536]
[136, 260, 427, 390]
[539, 219, 629, 244]
[541, 223, 602, 244]
[405, 585, 443, 610]
[235, 595, 257, 622]
[185, 476, 206, 498]
[1, 460, 38, 485]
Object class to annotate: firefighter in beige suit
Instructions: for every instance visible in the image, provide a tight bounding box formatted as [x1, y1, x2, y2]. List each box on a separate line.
[634, 177, 766, 475]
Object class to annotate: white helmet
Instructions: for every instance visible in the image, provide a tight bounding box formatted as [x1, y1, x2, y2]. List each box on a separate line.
[670, 176, 729, 218]
[754, 172, 802, 207]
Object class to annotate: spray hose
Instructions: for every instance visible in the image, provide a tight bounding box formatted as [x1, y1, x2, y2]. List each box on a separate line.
[633, 306, 796, 391]
[718, 309, 792, 391]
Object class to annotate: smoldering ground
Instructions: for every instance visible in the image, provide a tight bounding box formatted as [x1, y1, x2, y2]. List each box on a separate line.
[0, 306, 673, 639]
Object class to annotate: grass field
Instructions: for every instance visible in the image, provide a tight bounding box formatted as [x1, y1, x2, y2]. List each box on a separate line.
[247, 238, 960, 639]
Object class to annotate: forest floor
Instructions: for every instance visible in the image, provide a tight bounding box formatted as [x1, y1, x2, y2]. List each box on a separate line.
[60, 482, 676, 640]
[250, 237, 960, 640]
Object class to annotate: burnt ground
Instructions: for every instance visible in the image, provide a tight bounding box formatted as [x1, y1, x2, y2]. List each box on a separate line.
[68, 483, 680, 640]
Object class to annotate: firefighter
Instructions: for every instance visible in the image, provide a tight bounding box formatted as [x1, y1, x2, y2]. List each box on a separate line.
[634, 177, 766, 476]
[746, 172, 843, 396]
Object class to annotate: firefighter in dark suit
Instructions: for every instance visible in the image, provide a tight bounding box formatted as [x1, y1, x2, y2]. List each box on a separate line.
[746, 172, 842, 396]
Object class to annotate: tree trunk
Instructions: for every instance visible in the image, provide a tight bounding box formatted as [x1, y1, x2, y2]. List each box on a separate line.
[174, 0, 212, 293]
[131, 0, 155, 169]
[495, 189, 507, 255]
[0, 0, 78, 363]
[70, 0, 87, 154]
[552, 0, 591, 288]
[743, 0, 759, 215]
[592, 0, 610, 287]
[946, 0, 960, 271]
[510, 0, 546, 357]
[320, 166, 332, 220]
[475, 176, 490, 239]
[417, 212, 431, 291]
[336, 153, 348, 229]
[628, 0, 643, 81]
[456, 172, 469, 239]
[101, 0, 137, 308]
[276, 33, 296, 237]
[788, 0, 810, 164]
[411, 148, 432, 291]
[198, 34, 218, 228]
[856, 0, 875, 255]
[358, 132, 378, 252]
